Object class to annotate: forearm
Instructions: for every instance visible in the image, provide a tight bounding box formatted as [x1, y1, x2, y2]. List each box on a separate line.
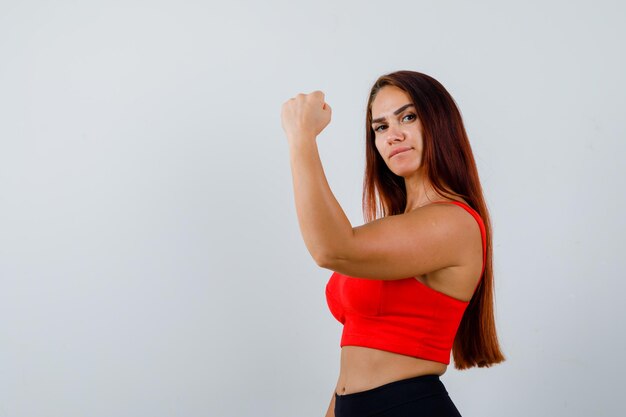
[325, 389, 336, 417]
[288, 138, 352, 265]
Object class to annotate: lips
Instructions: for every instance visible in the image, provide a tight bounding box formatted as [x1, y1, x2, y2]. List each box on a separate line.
[389, 147, 412, 158]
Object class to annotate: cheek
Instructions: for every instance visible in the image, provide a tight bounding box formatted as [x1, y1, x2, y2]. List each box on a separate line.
[374, 137, 384, 153]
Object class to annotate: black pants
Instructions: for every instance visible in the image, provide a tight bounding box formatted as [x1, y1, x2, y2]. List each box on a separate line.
[334, 374, 462, 417]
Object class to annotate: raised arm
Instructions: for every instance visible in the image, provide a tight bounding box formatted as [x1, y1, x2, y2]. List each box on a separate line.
[281, 91, 353, 265]
[281, 91, 480, 281]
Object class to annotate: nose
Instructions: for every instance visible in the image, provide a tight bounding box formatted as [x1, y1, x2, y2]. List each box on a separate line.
[385, 123, 404, 143]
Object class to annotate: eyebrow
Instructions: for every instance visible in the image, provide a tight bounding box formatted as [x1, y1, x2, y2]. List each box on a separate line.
[371, 104, 415, 124]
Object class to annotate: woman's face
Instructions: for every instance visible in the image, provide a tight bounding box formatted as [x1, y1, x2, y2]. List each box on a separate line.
[370, 85, 425, 178]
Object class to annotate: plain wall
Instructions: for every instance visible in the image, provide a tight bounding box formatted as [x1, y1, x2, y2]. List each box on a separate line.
[1, 1, 624, 416]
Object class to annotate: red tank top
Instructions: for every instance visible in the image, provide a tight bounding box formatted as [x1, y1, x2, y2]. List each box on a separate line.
[325, 201, 487, 364]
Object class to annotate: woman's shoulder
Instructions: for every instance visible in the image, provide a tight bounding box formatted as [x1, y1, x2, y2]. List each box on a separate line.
[422, 196, 472, 211]
[419, 198, 484, 238]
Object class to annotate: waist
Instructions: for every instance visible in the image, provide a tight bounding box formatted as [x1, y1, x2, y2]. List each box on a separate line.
[335, 345, 447, 396]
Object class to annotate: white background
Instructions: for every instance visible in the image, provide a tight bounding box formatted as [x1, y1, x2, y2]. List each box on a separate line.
[1, 1, 624, 416]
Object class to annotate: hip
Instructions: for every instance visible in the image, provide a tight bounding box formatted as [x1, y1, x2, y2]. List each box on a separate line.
[334, 373, 462, 417]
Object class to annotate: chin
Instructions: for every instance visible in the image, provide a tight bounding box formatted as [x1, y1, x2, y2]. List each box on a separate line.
[390, 164, 422, 178]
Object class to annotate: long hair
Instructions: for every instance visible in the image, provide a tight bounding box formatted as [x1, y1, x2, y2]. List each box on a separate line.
[363, 70, 505, 370]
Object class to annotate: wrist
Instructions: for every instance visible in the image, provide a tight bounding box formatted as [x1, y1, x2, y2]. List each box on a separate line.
[288, 134, 318, 151]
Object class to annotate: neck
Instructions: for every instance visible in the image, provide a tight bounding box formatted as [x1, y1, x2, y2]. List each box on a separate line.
[403, 170, 448, 213]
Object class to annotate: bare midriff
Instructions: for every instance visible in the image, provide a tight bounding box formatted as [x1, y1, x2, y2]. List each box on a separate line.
[334, 345, 447, 396]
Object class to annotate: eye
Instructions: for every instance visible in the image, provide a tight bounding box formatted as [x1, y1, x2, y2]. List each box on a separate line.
[373, 124, 387, 133]
[403, 113, 416, 122]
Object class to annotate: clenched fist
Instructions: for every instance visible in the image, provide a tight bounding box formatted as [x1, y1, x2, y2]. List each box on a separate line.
[281, 91, 332, 143]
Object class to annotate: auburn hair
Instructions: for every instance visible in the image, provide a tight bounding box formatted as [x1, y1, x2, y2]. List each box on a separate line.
[363, 70, 505, 370]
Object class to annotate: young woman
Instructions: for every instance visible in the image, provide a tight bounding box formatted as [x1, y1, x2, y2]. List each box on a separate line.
[281, 70, 505, 417]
